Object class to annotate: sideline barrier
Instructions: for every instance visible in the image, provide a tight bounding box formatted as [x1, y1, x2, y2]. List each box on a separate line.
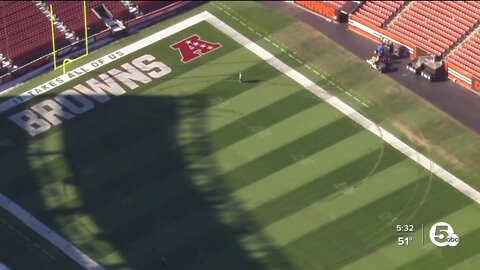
[294, 1, 341, 22]
[446, 61, 480, 92]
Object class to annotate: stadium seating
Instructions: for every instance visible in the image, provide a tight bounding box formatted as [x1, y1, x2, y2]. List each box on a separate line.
[353, 1, 404, 27]
[46, 1, 134, 37]
[387, 1, 480, 56]
[88, 1, 133, 20]
[0, 0, 194, 82]
[0, 1, 67, 63]
[448, 30, 480, 78]
[46, 1, 104, 36]
[323, 1, 346, 10]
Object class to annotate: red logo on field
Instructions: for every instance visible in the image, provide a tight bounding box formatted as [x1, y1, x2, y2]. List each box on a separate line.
[170, 34, 221, 63]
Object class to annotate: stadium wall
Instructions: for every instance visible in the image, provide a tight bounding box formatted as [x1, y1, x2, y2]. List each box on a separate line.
[446, 61, 480, 92]
[294, 1, 342, 22]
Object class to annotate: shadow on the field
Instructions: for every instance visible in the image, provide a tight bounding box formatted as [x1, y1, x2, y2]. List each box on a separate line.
[61, 93, 293, 270]
[0, 28, 313, 269]
[241, 79, 261, 83]
[0, 76, 296, 270]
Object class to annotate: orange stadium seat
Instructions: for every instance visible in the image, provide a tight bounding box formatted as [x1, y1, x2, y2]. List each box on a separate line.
[387, 1, 479, 56]
[0, 1, 67, 63]
[448, 30, 480, 78]
[323, 1, 346, 10]
[353, 1, 404, 27]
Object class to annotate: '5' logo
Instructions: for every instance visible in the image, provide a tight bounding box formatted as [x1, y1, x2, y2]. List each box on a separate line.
[429, 222, 460, 247]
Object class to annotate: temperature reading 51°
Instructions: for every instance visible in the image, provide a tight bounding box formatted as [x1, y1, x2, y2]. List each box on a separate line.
[398, 236, 412, 246]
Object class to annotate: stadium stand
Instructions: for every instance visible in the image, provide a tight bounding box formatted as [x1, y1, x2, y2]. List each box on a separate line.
[134, 1, 176, 14]
[45, 1, 133, 37]
[353, 1, 404, 27]
[386, 1, 480, 56]
[46, 1, 104, 36]
[301, 0, 480, 91]
[0, 1, 200, 85]
[447, 30, 480, 78]
[0, 1, 67, 64]
[323, 1, 346, 10]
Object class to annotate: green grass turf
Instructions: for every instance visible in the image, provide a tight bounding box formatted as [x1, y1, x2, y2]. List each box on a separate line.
[0, 4, 479, 270]
[205, 1, 480, 191]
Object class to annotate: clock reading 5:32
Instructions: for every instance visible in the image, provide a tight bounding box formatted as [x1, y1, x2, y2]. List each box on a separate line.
[396, 225, 414, 232]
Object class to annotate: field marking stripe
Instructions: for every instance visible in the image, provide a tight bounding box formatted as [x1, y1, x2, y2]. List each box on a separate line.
[0, 12, 213, 270]
[1, 11, 479, 270]
[0, 194, 104, 269]
[203, 12, 480, 204]
[233, 130, 380, 210]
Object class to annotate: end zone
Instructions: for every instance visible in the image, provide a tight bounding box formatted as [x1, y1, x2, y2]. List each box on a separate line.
[0, 9, 479, 270]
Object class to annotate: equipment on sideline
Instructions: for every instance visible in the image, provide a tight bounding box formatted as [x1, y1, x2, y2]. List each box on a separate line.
[406, 55, 445, 82]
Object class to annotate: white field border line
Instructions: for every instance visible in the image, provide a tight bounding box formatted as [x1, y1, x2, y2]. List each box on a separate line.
[202, 12, 480, 204]
[0, 11, 479, 270]
[0, 12, 212, 270]
[0, 193, 104, 269]
[0, 12, 212, 114]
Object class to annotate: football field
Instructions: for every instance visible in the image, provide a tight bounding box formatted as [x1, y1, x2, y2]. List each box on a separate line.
[0, 8, 479, 270]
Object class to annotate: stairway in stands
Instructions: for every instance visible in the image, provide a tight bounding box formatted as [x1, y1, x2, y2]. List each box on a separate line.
[444, 21, 480, 57]
[383, 1, 412, 28]
[446, 25, 480, 78]
[353, 1, 405, 28]
[120, 1, 143, 17]
[34, 1, 78, 43]
[0, 53, 13, 73]
[385, 1, 480, 56]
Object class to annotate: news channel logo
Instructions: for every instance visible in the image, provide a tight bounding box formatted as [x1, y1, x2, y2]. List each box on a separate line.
[429, 222, 460, 247]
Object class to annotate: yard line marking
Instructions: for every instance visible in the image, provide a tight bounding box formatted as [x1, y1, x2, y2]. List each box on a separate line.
[320, 75, 327, 79]
[2, 13, 479, 270]
[362, 102, 369, 108]
[0, 194, 105, 269]
[240, 21, 246, 26]
[232, 16, 239, 21]
[313, 70, 319, 75]
[212, 1, 372, 109]
[224, 10, 231, 16]
[0, 11, 214, 269]
[280, 48, 286, 53]
[305, 65, 311, 70]
[346, 92, 353, 97]
[204, 11, 480, 204]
